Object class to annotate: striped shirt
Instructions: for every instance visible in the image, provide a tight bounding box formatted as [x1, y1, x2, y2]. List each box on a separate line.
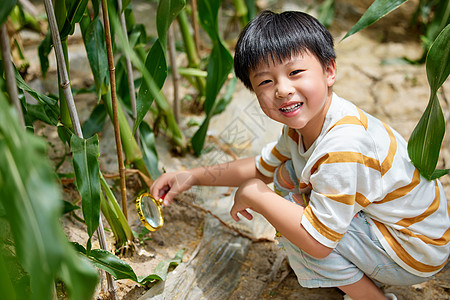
[256, 93, 450, 277]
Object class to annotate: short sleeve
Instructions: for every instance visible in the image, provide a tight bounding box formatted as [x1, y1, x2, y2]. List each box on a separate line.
[255, 126, 292, 178]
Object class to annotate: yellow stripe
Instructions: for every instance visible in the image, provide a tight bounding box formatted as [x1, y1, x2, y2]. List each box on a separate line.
[375, 169, 420, 204]
[321, 192, 371, 207]
[380, 122, 397, 176]
[304, 206, 344, 242]
[259, 157, 276, 173]
[373, 220, 447, 273]
[328, 116, 364, 132]
[311, 152, 381, 175]
[271, 146, 289, 162]
[395, 182, 440, 228]
[398, 227, 450, 246]
[323, 194, 355, 205]
[327, 108, 368, 133]
[356, 107, 368, 129]
[288, 128, 299, 144]
[355, 192, 371, 207]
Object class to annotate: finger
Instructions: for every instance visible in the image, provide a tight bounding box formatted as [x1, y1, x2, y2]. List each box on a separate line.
[239, 210, 253, 220]
[150, 177, 170, 199]
[162, 190, 177, 206]
[230, 210, 240, 222]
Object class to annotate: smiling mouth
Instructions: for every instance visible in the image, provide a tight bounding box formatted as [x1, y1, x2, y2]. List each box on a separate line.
[279, 103, 302, 113]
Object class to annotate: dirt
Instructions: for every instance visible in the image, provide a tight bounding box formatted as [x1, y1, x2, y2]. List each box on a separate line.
[20, 0, 450, 299]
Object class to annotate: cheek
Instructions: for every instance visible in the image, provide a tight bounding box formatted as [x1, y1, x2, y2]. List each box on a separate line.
[257, 94, 276, 114]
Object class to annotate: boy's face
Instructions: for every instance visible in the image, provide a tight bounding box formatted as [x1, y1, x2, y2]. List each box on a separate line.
[249, 52, 336, 141]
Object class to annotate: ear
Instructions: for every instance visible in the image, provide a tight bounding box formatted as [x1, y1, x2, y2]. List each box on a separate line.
[325, 60, 336, 87]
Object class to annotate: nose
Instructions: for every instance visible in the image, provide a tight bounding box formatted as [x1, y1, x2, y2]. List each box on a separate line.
[275, 78, 294, 99]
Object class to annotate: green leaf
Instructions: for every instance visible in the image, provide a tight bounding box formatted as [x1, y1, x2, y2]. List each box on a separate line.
[63, 200, 80, 214]
[121, 0, 131, 12]
[191, 42, 233, 156]
[342, 0, 408, 40]
[87, 249, 138, 281]
[213, 75, 237, 116]
[60, 0, 89, 40]
[7, 63, 59, 125]
[70, 134, 101, 252]
[80, 16, 109, 96]
[81, 103, 107, 138]
[135, 40, 167, 133]
[138, 249, 184, 283]
[0, 0, 17, 26]
[139, 121, 161, 179]
[197, 0, 221, 40]
[100, 173, 134, 247]
[407, 25, 450, 179]
[190, 0, 233, 155]
[0, 95, 98, 300]
[431, 169, 450, 180]
[0, 248, 19, 300]
[204, 43, 233, 114]
[38, 30, 52, 78]
[134, 0, 185, 132]
[426, 24, 450, 95]
[156, 0, 185, 46]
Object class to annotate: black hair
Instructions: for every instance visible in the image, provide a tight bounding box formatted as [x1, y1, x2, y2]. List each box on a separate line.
[234, 10, 336, 90]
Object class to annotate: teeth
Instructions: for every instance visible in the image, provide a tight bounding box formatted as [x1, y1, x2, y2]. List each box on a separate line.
[280, 103, 302, 113]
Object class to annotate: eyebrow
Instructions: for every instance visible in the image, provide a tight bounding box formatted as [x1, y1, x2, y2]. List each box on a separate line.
[251, 56, 306, 79]
[251, 70, 271, 79]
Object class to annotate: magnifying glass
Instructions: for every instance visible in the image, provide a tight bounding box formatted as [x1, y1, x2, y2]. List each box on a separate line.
[136, 193, 165, 231]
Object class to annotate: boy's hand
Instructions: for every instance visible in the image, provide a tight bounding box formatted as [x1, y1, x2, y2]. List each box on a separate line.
[230, 178, 271, 222]
[150, 171, 195, 206]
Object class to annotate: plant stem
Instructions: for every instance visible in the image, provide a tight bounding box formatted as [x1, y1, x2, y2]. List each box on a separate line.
[168, 25, 180, 123]
[190, 0, 201, 54]
[177, 9, 205, 95]
[58, 40, 73, 131]
[43, 0, 117, 297]
[101, 0, 128, 221]
[116, 0, 140, 145]
[0, 24, 24, 128]
[103, 91, 149, 175]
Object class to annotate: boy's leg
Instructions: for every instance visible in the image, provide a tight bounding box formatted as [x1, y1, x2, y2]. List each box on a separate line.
[338, 275, 386, 300]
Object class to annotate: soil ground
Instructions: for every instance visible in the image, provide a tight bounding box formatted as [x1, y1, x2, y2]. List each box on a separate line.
[21, 0, 450, 299]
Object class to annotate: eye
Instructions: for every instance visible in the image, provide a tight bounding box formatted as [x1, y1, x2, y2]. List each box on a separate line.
[258, 79, 272, 86]
[289, 69, 304, 76]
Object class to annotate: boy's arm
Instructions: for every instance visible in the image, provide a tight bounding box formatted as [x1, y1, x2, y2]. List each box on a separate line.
[231, 178, 333, 259]
[150, 157, 272, 205]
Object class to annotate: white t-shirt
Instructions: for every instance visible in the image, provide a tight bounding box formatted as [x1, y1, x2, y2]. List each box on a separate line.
[256, 93, 450, 277]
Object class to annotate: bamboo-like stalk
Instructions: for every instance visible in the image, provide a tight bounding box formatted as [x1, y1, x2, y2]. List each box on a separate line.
[43, 0, 117, 298]
[101, 0, 128, 221]
[177, 10, 205, 96]
[168, 26, 180, 123]
[116, 0, 140, 145]
[190, 0, 201, 54]
[0, 24, 25, 128]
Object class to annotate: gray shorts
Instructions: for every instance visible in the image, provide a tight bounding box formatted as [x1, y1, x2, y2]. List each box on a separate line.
[273, 161, 431, 288]
[277, 211, 431, 288]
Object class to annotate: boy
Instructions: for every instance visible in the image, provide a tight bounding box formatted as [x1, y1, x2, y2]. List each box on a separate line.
[151, 10, 450, 300]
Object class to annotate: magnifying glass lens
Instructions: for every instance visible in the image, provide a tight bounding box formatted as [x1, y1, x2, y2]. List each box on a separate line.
[142, 196, 163, 228]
